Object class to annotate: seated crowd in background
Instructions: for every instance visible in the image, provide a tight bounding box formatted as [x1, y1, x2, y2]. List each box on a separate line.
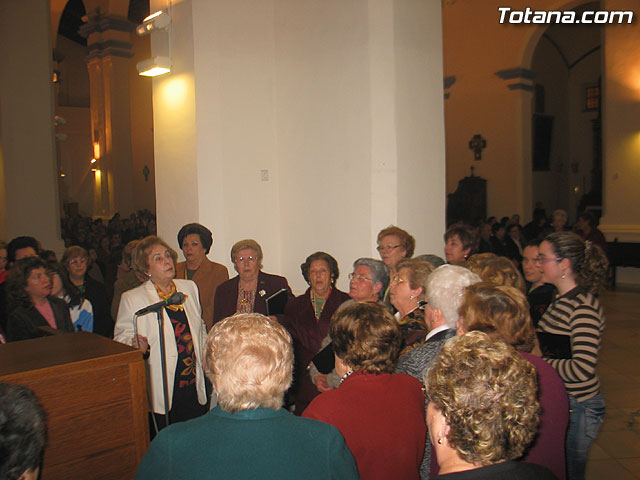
[1, 207, 610, 480]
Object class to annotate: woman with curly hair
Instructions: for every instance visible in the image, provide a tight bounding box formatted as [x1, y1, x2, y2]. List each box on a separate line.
[5, 257, 74, 341]
[424, 331, 555, 479]
[303, 302, 426, 479]
[537, 232, 609, 480]
[458, 283, 568, 479]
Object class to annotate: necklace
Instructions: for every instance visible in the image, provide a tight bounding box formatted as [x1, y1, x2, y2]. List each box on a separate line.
[310, 288, 330, 320]
[339, 370, 354, 385]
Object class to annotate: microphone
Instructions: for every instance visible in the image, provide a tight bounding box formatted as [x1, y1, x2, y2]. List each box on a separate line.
[135, 292, 185, 316]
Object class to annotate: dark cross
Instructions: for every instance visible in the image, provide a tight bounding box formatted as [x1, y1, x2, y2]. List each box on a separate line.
[468, 134, 486, 161]
[142, 165, 150, 182]
[470, 165, 475, 177]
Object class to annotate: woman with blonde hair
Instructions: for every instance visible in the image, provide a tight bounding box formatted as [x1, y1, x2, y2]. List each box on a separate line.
[135, 313, 359, 479]
[389, 258, 434, 354]
[213, 239, 292, 325]
[424, 331, 555, 479]
[537, 232, 609, 479]
[458, 283, 568, 479]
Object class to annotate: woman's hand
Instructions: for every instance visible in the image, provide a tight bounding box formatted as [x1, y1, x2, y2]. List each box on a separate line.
[135, 334, 149, 352]
[314, 374, 332, 392]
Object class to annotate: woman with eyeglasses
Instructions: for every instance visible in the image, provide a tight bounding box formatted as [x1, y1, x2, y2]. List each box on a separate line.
[389, 258, 434, 355]
[376, 226, 415, 309]
[282, 252, 350, 414]
[62, 246, 113, 338]
[536, 232, 609, 480]
[213, 239, 293, 326]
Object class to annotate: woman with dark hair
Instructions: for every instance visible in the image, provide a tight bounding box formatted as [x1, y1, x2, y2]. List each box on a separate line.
[303, 302, 426, 479]
[458, 283, 568, 479]
[537, 232, 609, 480]
[5, 257, 74, 341]
[175, 223, 229, 331]
[282, 252, 349, 414]
[47, 261, 94, 333]
[62, 246, 113, 338]
[444, 223, 478, 265]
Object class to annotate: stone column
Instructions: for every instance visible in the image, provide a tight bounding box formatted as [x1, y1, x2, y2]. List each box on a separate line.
[80, 11, 135, 217]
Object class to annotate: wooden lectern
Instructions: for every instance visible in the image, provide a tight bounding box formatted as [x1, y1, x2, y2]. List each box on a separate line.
[0, 331, 149, 479]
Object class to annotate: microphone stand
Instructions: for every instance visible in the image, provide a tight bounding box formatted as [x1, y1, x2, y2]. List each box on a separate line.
[155, 307, 171, 430]
[134, 308, 172, 433]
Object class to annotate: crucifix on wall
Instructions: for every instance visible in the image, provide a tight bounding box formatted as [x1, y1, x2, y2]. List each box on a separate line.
[469, 134, 486, 161]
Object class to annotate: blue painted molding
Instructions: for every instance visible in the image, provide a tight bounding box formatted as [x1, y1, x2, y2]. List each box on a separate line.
[494, 68, 538, 81]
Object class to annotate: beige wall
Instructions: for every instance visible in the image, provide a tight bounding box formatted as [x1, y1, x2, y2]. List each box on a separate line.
[0, 0, 64, 252]
[600, 0, 640, 244]
[152, 0, 446, 293]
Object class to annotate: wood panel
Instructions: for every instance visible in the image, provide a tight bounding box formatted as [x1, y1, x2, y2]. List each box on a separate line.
[0, 332, 149, 480]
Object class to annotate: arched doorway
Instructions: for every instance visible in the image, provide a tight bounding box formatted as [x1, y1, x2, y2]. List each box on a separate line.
[524, 1, 603, 224]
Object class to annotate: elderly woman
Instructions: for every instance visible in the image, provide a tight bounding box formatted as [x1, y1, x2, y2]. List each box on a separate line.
[282, 252, 350, 413]
[347, 257, 389, 303]
[377, 226, 415, 307]
[304, 302, 426, 480]
[309, 257, 389, 393]
[114, 236, 209, 431]
[537, 232, 609, 480]
[551, 209, 570, 233]
[47, 261, 94, 333]
[213, 239, 292, 325]
[458, 283, 568, 479]
[443, 223, 478, 265]
[5, 257, 74, 341]
[135, 313, 359, 479]
[395, 264, 481, 480]
[62, 246, 113, 338]
[424, 331, 556, 479]
[176, 223, 229, 331]
[389, 258, 434, 354]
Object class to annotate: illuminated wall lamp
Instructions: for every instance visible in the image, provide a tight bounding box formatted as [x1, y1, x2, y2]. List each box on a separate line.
[136, 10, 170, 36]
[90, 158, 97, 164]
[136, 56, 172, 77]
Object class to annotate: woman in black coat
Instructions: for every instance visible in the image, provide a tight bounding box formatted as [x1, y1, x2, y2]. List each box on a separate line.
[6, 257, 74, 341]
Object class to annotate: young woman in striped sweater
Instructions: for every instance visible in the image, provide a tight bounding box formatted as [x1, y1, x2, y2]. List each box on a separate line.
[536, 231, 609, 480]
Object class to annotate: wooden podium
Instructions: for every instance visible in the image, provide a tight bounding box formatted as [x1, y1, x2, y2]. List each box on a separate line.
[0, 331, 149, 479]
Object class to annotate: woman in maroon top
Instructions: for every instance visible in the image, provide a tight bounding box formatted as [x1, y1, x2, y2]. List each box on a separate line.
[282, 252, 349, 414]
[458, 282, 568, 480]
[303, 302, 426, 480]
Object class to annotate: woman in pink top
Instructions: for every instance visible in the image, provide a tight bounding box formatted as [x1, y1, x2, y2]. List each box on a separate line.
[5, 257, 74, 341]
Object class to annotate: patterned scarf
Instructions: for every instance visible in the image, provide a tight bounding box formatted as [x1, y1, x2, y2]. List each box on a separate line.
[153, 281, 187, 312]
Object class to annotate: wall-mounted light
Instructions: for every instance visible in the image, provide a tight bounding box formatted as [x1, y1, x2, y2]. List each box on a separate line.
[137, 56, 172, 77]
[90, 158, 97, 164]
[93, 142, 100, 159]
[136, 10, 170, 36]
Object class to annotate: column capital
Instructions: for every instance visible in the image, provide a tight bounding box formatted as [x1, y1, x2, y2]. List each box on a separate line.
[80, 11, 134, 60]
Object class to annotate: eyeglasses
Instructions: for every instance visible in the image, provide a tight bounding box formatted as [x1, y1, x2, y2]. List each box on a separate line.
[535, 255, 560, 265]
[237, 256, 257, 264]
[391, 274, 406, 284]
[69, 257, 87, 266]
[376, 244, 402, 253]
[348, 273, 372, 282]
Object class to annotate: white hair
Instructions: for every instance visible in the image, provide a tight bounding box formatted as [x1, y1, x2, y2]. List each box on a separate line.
[426, 265, 481, 328]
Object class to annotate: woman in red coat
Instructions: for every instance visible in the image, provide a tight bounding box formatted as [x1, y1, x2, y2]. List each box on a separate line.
[303, 302, 426, 480]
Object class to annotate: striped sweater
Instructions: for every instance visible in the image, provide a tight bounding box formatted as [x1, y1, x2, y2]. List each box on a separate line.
[537, 286, 605, 402]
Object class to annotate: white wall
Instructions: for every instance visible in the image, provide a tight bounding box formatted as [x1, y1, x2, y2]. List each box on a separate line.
[153, 0, 446, 294]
